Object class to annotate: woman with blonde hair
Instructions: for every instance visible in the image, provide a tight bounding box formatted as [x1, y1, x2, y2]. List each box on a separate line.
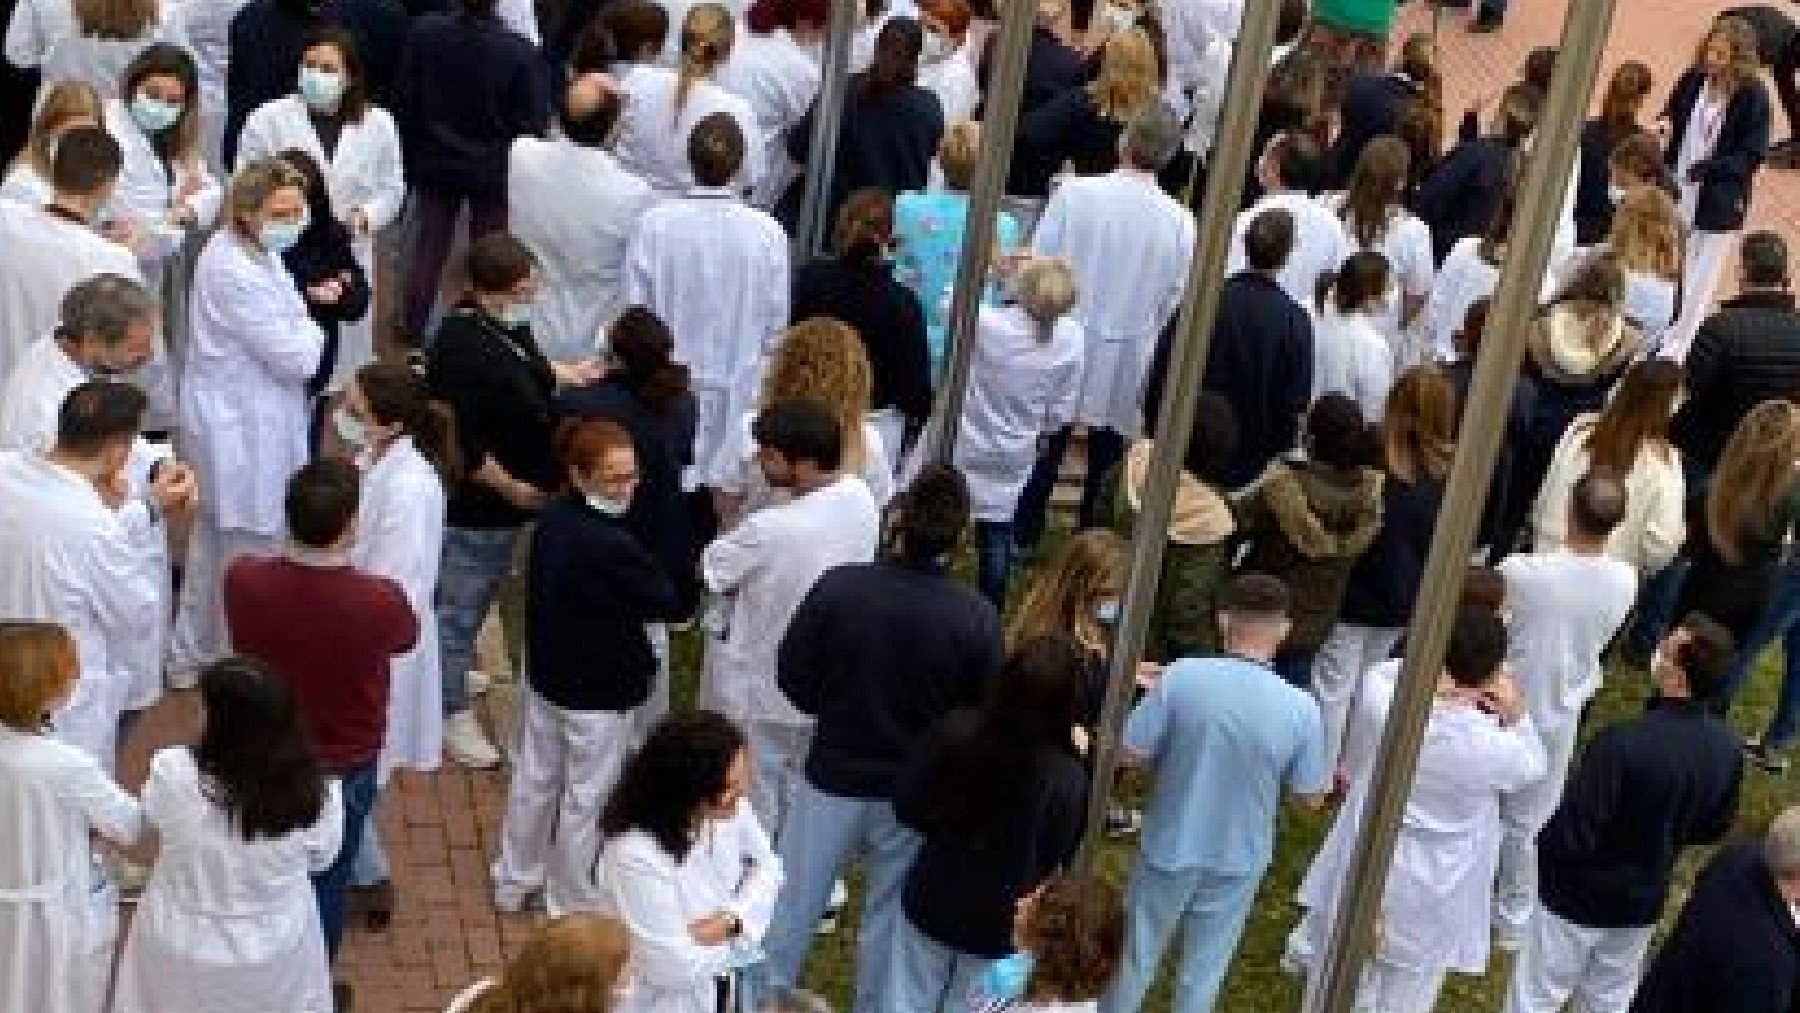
[1007, 530, 1128, 716]
[1660, 13, 1774, 359]
[717, 316, 890, 520]
[0, 621, 143, 1013]
[446, 915, 633, 1013]
[1677, 399, 1800, 640]
[1322, 136, 1434, 340]
[1013, 25, 1160, 197]
[1589, 185, 1683, 350]
[6, 0, 164, 103]
[617, 2, 763, 196]
[0, 78, 103, 204]
[951, 255, 1084, 605]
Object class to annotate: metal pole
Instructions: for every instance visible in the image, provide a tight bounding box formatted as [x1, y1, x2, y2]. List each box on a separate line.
[792, 0, 859, 260]
[1308, 1, 1615, 1009]
[1072, 0, 1283, 869]
[927, 0, 1034, 462]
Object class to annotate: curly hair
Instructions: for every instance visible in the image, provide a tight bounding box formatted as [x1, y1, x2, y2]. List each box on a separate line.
[1020, 873, 1125, 1003]
[600, 711, 744, 862]
[762, 317, 872, 473]
[467, 915, 631, 1013]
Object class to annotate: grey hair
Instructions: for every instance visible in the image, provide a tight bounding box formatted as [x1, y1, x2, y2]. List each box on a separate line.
[1122, 105, 1183, 172]
[225, 157, 305, 238]
[1014, 256, 1078, 337]
[1769, 806, 1800, 878]
[59, 273, 158, 345]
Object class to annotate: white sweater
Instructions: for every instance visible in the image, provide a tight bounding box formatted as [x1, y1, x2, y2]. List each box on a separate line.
[1529, 413, 1686, 573]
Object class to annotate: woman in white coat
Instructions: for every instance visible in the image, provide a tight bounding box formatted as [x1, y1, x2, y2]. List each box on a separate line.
[163, 0, 251, 173]
[1311, 251, 1397, 426]
[595, 711, 783, 1013]
[715, 0, 823, 208]
[236, 29, 404, 391]
[168, 157, 325, 683]
[112, 657, 343, 1013]
[5, 0, 163, 102]
[0, 78, 103, 206]
[952, 256, 1083, 606]
[334, 363, 452, 922]
[616, 3, 764, 197]
[0, 622, 144, 1013]
[1321, 137, 1434, 347]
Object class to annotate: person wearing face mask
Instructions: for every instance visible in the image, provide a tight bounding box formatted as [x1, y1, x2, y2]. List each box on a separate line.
[237, 29, 405, 392]
[491, 416, 688, 916]
[105, 44, 222, 282]
[0, 125, 141, 386]
[507, 71, 655, 364]
[424, 233, 563, 769]
[270, 147, 370, 444]
[167, 157, 327, 689]
[333, 362, 459, 928]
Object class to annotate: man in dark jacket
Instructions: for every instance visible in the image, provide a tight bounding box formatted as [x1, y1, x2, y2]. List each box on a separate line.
[1629, 805, 1800, 1013]
[393, 0, 550, 342]
[1672, 231, 1800, 479]
[1506, 615, 1744, 1013]
[762, 464, 1003, 1013]
[223, 0, 408, 164]
[1145, 208, 1313, 490]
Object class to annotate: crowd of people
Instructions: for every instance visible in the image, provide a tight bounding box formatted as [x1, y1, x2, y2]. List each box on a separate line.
[2, 0, 1800, 1010]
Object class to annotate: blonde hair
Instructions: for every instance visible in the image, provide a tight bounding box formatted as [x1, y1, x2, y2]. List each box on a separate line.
[22, 79, 104, 179]
[1706, 399, 1800, 565]
[75, 0, 157, 40]
[1698, 15, 1762, 98]
[1007, 530, 1127, 655]
[1605, 186, 1682, 282]
[938, 119, 981, 190]
[762, 318, 872, 473]
[1013, 256, 1077, 337]
[0, 622, 79, 732]
[1382, 365, 1456, 485]
[1087, 27, 1158, 123]
[675, 4, 734, 120]
[225, 158, 306, 239]
[467, 915, 631, 1013]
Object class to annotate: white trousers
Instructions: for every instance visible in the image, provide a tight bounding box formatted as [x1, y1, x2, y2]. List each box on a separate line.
[1310, 623, 1404, 778]
[1504, 905, 1652, 1013]
[746, 719, 812, 839]
[1496, 715, 1580, 939]
[635, 623, 671, 743]
[491, 688, 637, 916]
[167, 515, 278, 687]
[1662, 228, 1736, 361]
[1301, 956, 1446, 1013]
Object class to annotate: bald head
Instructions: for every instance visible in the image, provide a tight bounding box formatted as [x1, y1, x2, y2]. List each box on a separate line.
[560, 72, 624, 148]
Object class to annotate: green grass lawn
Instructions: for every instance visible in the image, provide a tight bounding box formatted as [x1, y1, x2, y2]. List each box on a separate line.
[650, 546, 1800, 1012]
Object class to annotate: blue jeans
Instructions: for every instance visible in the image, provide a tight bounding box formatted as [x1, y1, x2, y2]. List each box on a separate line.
[1012, 426, 1128, 550]
[758, 779, 921, 1013]
[1719, 560, 1800, 745]
[974, 520, 1014, 608]
[313, 762, 378, 959]
[887, 913, 988, 1013]
[1100, 861, 1261, 1013]
[1624, 557, 1690, 663]
[352, 809, 389, 886]
[436, 525, 520, 715]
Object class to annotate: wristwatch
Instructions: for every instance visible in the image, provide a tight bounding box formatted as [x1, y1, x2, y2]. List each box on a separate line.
[724, 912, 744, 939]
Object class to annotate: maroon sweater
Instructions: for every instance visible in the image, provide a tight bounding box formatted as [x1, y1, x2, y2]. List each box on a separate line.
[225, 554, 419, 772]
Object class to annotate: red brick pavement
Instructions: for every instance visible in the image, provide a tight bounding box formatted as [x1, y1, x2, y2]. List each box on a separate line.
[113, 2, 1800, 1010]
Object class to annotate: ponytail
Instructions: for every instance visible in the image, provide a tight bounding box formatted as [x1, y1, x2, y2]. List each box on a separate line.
[356, 363, 465, 488]
[675, 4, 734, 121]
[608, 307, 693, 417]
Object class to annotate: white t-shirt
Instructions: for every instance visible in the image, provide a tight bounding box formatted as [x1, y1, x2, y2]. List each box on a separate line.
[1499, 550, 1637, 726]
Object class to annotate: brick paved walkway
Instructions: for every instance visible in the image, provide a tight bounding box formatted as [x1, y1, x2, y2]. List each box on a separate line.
[114, 1, 1800, 1009]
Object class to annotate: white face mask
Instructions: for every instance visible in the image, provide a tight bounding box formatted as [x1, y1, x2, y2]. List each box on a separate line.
[334, 407, 367, 448]
[297, 67, 346, 111]
[1099, 2, 1136, 33]
[586, 491, 629, 516]
[921, 31, 954, 64]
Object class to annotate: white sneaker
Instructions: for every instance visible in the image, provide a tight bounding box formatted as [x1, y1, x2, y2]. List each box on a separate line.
[467, 668, 492, 697]
[445, 710, 501, 769]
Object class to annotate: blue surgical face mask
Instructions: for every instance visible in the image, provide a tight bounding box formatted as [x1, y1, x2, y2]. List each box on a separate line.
[334, 407, 368, 448]
[976, 952, 1035, 1004]
[1096, 599, 1121, 625]
[586, 492, 629, 516]
[259, 212, 308, 254]
[129, 94, 182, 134]
[501, 302, 534, 329]
[297, 67, 346, 111]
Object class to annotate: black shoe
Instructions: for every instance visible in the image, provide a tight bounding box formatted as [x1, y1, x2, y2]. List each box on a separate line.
[333, 979, 354, 1013]
[1469, 12, 1504, 32]
[1103, 806, 1142, 839]
[1747, 739, 1792, 774]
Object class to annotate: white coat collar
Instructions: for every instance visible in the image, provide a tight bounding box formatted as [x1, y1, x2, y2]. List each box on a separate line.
[683, 185, 739, 200]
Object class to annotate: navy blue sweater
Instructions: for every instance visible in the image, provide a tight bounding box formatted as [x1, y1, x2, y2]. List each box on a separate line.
[392, 10, 550, 194]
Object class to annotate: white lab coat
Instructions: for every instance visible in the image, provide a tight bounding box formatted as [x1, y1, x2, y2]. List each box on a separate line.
[235, 94, 406, 387]
[1032, 170, 1193, 436]
[0, 200, 140, 389]
[952, 304, 1084, 522]
[112, 748, 342, 1013]
[180, 229, 325, 537]
[1226, 190, 1353, 310]
[0, 162, 51, 205]
[1309, 305, 1394, 425]
[507, 137, 656, 362]
[1295, 675, 1546, 978]
[0, 452, 166, 765]
[625, 188, 789, 488]
[718, 413, 895, 510]
[1413, 236, 1500, 366]
[1319, 193, 1435, 343]
[699, 476, 878, 727]
[353, 437, 445, 779]
[596, 799, 783, 1013]
[37, 22, 166, 98]
[1530, 415, 1685, 574]
[165, 0, 254, 173]
[1549, 249, 1679, 353]
[1156, 0, 1231, 157]
[716, 28, 818, 208]
[0, 724, 143, 1013]
[104, 98, 222, 269]
[916, 44, 979, 123]
[615, 63, 765, 198]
